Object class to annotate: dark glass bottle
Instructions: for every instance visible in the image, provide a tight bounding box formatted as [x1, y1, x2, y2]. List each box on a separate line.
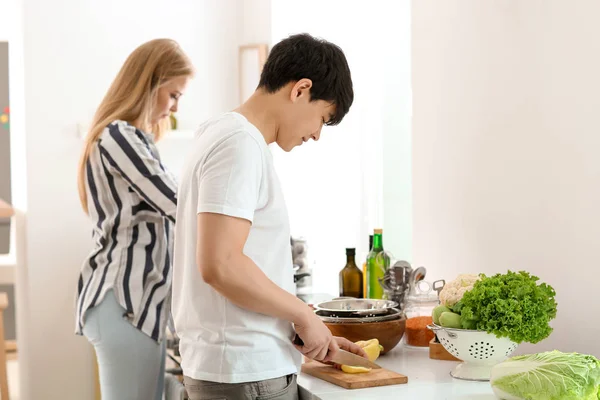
[339, 248, 363, 298]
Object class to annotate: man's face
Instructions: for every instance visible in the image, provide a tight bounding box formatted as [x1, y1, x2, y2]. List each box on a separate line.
[275, 80, 336, 152]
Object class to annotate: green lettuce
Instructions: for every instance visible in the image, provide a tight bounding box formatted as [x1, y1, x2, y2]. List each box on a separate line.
[491, 351, 600, 400]
[452, 271, 557, 343]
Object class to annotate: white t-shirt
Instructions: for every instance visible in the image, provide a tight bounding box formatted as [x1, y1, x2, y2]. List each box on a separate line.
[172, 112, 302, 383]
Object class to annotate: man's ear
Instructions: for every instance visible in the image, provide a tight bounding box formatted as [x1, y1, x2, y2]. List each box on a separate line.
[289, 78, 313, 103]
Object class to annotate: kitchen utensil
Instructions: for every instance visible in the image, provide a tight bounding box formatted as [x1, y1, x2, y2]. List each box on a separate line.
[290, 237, 308, 258]
[294, 272, 311, 283]
[301, 361, 408, 389]
[293, 335, 381, 369]
[428, 324, 518, 381]
[409, 266, 427, 288]
[315, 307, 402, 323]
[376, 257, 425, 311]
[291, 236, 312, 291]
[379, 264, 410, 291]
[330, 350, 382, 369]
[314, 299, 398, 316]
[432, 279, 446, 296]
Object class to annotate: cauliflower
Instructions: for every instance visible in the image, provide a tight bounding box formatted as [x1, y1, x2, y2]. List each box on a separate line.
[438, 274, 480, 307]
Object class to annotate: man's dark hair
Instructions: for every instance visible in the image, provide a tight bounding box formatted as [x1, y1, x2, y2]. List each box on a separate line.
[257, 33, 353, 126]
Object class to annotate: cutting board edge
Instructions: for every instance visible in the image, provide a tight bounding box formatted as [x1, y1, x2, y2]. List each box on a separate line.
[301, 362, 408, 389]
[341, 375, 408, 389]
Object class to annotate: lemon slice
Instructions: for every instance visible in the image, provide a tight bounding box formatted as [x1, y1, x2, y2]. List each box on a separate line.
[341, 365, 372, 374]
[339, 338, 383, 373]
[355, 339, 383, 362]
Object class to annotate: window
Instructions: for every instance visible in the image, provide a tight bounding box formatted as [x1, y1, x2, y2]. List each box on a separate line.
[271, 1, 411, 295]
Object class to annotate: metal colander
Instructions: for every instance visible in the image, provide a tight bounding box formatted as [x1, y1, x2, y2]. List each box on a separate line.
[428, 324, 518, 381]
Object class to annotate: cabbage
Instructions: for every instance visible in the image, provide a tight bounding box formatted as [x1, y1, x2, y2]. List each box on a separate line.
[490, 350, 600, 400]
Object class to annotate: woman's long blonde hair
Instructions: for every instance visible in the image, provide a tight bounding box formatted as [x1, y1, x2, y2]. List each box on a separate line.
[78, 39, 194, 213]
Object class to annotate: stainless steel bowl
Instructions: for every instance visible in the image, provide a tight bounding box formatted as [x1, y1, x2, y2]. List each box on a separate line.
[315, 307, 403, 323]
[314, 299, 398, 315]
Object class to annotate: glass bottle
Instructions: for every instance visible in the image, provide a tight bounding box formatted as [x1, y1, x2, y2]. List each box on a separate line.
[362, 234, 373, 298]
[339, 248, 363, 298]
[366, 229, 387, 298]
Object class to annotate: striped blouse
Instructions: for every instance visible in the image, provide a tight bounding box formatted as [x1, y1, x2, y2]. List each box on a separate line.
[75, 120, 177, 342]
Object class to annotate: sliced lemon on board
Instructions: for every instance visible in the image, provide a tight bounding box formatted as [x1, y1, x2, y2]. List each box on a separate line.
[339, 338, 383, 373]
[341, 365, 372, 374]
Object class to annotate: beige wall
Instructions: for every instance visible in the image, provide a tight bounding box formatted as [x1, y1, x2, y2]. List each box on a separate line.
[413, 0, 600, 357]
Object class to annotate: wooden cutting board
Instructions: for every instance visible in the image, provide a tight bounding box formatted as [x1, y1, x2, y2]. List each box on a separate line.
[429, 338, 460, 361]
[301, 361, 408, 389]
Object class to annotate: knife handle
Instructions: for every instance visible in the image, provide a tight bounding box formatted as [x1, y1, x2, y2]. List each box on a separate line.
[293, 334, 304, 346]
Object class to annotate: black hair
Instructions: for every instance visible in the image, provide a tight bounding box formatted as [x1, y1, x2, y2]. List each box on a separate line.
[257, 33, 353, 126]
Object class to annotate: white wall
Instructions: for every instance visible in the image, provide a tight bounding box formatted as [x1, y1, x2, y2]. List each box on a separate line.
[413, 0, 600, 357]
[270, 0, 412, 295]
[239, 0, 271, 44]
[382, 1, 412, 264]
[158, 0, 269, 175]
[20, 0, 241, 398]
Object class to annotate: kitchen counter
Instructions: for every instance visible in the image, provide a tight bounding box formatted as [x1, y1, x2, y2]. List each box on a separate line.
[298, 341, 497, 400]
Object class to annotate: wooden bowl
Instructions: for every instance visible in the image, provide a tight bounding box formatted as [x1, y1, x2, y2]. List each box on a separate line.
[323, 316, 406, 354]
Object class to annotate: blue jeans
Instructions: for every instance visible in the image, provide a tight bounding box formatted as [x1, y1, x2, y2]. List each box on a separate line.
[83, 290, 166, 400]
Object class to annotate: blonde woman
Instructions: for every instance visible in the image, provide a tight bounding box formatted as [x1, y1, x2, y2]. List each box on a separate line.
[75, 39, 193, 400]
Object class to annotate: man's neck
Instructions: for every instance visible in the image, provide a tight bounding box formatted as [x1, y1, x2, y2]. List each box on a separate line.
[234, 89, 282, 145]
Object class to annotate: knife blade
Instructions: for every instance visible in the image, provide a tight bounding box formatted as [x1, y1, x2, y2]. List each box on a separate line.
[330, 348, 382, 369]
[293, 334, 382, 369]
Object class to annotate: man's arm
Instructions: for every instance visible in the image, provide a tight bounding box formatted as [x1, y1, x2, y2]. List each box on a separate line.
[197, 212, 336, 361]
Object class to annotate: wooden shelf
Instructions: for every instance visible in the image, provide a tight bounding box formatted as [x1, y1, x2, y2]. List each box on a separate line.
[4, 340, 16, 353]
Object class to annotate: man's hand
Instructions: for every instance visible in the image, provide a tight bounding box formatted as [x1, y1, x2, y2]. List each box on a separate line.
[333, 336, 369, 359]
[324, 336, 370, 369]
[293, 311, 337, 361]
[293, 313, 371, 365]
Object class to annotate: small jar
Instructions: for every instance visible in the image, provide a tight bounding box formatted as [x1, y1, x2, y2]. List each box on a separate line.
[404, 281, 439, 347]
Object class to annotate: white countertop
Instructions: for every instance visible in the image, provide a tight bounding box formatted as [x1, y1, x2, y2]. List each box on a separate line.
[298, 341, 498, 400]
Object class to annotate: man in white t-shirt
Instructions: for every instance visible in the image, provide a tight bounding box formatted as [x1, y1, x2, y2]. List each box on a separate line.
[172, 33, 366, 400]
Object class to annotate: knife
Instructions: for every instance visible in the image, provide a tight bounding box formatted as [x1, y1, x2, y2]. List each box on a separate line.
[293, 334, 382, 369]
